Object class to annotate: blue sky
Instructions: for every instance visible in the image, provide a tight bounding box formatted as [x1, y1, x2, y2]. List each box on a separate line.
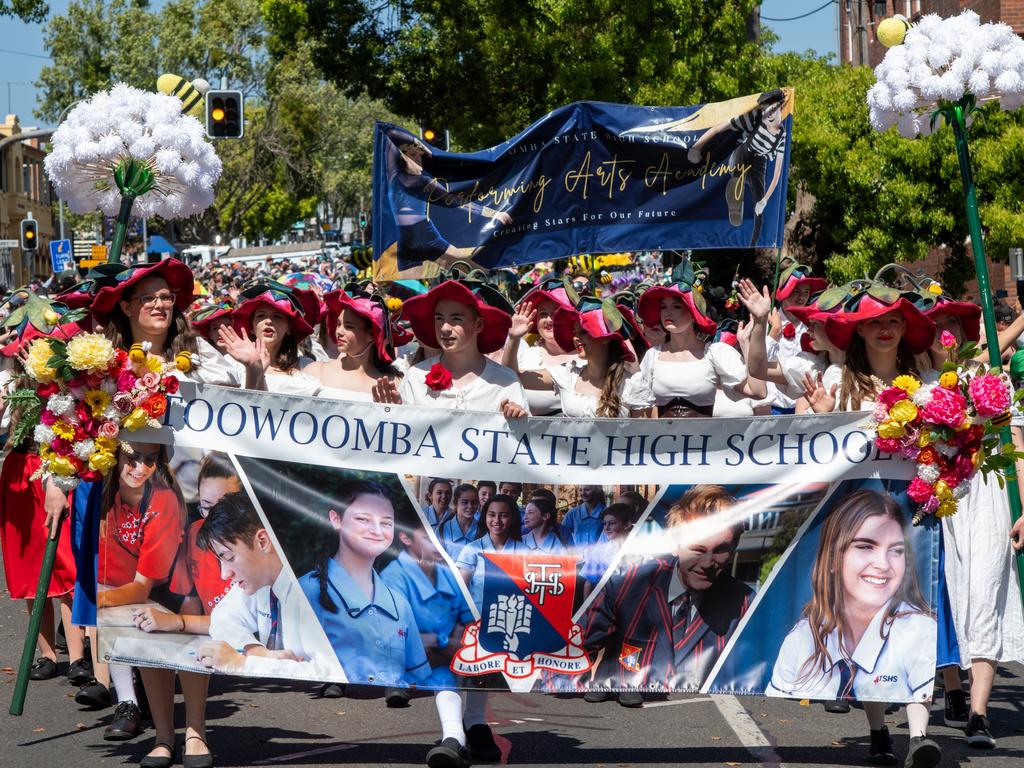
[1, 0, 839, 128]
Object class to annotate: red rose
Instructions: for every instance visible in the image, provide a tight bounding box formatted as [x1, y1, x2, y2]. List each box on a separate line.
[877, 386, 908, 408]
[36, 382, 60, 398]
[162, 376, 179, 394]
[142, 394, 168, 419]
[424, 363, 453, 392]
[782, 323, 796, 339]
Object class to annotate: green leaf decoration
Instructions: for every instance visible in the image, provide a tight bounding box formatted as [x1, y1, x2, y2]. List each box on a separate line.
[866, 283, 900, 304]
[816, 286, 848, 311]
[600, 299, 624, 333]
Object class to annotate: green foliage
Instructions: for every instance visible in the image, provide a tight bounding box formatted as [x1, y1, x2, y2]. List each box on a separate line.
[0, 0, 47, 22]
[6, 389, 43, 447]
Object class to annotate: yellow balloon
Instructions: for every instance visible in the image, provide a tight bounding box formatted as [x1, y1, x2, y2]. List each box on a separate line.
[877, 16, 910, 48]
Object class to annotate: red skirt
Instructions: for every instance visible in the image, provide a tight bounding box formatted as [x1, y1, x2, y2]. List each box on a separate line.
[0, 451, 77, 600]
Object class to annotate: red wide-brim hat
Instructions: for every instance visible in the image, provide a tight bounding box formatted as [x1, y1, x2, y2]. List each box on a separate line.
[824, 295, 936, 354]
[90, 259, 195, 323]
[402, 280, 512, 354]
[518, 284, 576, 334]
[775, 272, 828, 301]
[637, 283, 717, 336]
[553, 305, 636, 363]
[191, 306, 234, 341]
[922, 299, 981, 343]
[323, 290, 394, 363]
[1, 321, 85, 357]
[233, 286, 321, 340]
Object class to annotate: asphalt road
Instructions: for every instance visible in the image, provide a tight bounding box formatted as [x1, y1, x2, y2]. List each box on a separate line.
[2, 573, 1024, 768]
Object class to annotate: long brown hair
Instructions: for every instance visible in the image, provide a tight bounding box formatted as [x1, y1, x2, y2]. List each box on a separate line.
[102, 443, 187, 527]
[596, 342, 629, 418]
[797, 489, 929, 685]
[838, 334, 921, 411]
[103, 288, 199, 359]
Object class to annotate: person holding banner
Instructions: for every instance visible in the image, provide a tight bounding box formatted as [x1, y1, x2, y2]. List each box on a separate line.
[372, 277, 529, 768]
[766, 489, 937, 766]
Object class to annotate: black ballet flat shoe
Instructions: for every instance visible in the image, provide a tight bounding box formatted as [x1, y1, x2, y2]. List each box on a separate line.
[183, 736, 213, 768]
[29, 657, 58, 680]
[139, 743, 176, 768]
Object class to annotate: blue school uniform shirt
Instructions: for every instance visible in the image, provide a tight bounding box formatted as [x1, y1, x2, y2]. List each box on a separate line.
[561, 501, 606, 548]
[422, 504, 448, 528]
[298, 558, 430, 686]
[766, 600, 937, 703]
[522, 529, 566, 554]
[455, 534, 529, 610]
[381, 551, 474, 687]
[436, 515, 477, 562]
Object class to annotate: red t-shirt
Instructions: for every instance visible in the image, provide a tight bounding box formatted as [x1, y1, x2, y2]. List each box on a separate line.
[99, 487, 185, 588]
[183, 519, 233, 614]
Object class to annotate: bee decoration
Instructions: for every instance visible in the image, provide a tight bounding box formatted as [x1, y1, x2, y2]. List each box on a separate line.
[156, 74, 211, 119]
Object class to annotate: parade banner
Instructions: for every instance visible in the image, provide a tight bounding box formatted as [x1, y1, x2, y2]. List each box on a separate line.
[371, 92, 794, 276]
[98, 383, 938, 702]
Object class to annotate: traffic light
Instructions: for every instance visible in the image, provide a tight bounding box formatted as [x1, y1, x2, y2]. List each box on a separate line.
[206, 90, 244, 139]
[20, 218, 38, 251]
[358, 211, 368, 230]
[420, 126, 449, 151]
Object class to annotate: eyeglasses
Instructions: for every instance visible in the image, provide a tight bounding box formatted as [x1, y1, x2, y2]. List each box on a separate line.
[132, 291, 177, 308]
[126, 452, 159, 468]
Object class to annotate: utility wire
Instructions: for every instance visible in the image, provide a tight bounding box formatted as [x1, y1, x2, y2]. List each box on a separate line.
[761, 0, 838, 22]
[0, 47, 51, 60]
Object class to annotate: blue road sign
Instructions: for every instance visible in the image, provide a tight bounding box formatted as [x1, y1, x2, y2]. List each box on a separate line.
[50, 239, 73, 272]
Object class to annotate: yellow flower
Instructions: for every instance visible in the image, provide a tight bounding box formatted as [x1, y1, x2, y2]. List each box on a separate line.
[51, 421, 76, 441]
[892, 375, 921, 394]
[927, 283, 943, 296]
[936, 499, 958, 517]
[24, 339, 57, 382]
[95, 436, 118, 454]
[145, 355, 163, 374]
[934, 479, 953, 500]
[66, 332, 115, 373]
[39, 444, 56, 461]
[48, 456, 77, 476]
[123, 408, 151, 431]
[43, 309, 60, 326]
[939, 370, 959, 389]
[88, 451, 117, 473]
[889, 399, 918, 423]
[385, 297, 403, 312]
[878, 421, 906, 439]
[918, 431, 932, 447]
[84, 389, 111, 418]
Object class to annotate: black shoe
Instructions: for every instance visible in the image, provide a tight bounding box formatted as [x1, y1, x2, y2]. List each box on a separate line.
[385, 687, 411, 708]
[426, 737, 469, 768]
[904, 737, 941, 768]
[183, 736, 214, 768]
[616, 690, 644, 708]
[67, 658, 93, 686]
[965, 713, 996, 748]
[103, 700, 144, 741]
[75, 679, 111, 709]
[29, 657, 58, 680]
[465, 723, 501, 762]
[320, 682, 346, 698]
[943, 688, 969, 728]
[867, 726, 898, 766]
[823, 698, 852, 714]
[139, 743, 176, 768]
[583, 689, 611, 703]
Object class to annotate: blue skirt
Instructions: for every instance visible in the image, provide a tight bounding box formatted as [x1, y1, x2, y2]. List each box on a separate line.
[70, 480, 103, 627]
[936, 526, 961, 669]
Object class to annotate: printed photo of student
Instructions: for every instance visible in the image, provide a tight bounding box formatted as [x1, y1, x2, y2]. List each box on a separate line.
[297, 480, 430, 687]
[521, 495, 566, 553]
[562, 485, 608, 549]
[497, 480, 525, 522]
[455, 494, 528, 610]
[579, 503, 636, 597]
[766, 489, 936, 702]
[582, 485, 752, 693]
[422, 477, 453, 528]
[195, 491, 345, 682]
[436, 482, 480, 562]
[476, 480, 496, 510]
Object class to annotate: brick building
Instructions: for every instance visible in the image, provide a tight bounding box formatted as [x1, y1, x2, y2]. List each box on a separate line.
[0, 115, 56, 287]
[839, 1, 1024, 68]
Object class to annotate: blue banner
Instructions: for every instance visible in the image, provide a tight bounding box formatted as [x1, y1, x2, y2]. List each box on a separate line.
[372, 92, 793, 275]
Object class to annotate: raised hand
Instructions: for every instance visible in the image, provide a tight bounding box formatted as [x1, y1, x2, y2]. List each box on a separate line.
[372, 376, 403, 404]
[737, 278, 772, 323]
[509, 306, 537, 339]
[802, 371, 837, 414]
[218, 325, 265, 369]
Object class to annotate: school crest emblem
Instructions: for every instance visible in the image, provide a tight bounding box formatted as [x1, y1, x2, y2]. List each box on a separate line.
[452, 553, 590, 679]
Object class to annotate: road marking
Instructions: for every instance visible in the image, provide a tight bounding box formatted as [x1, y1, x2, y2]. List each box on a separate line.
[252, 743, 357, 763]
[713, 695, 785, 767]
[642, 695, 713, 708]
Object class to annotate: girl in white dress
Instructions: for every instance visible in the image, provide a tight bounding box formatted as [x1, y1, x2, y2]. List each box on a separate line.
[304, 290, 400, 402]
[765, 262, 828, 413]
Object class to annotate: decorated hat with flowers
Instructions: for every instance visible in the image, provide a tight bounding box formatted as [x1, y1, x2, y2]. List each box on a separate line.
[911, 280, 982, 343]
[637, 261, 717, 336]
[823, 282, 936, 354]
[402, 279, 513, 354]
[90, 259, 195, 323]
[517, 275, 579, 334]
[323, 289, 394, 363]
[553, 296, 637, 362]
[232, 281, 322, 340]
[774, 261, 828, 302]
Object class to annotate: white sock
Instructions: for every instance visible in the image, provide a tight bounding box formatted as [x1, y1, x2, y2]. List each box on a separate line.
[463, 690, 489, 728]
[434, 690, 465, 746]
[109, 663, 137, 705]
[907, 701, 931, 739]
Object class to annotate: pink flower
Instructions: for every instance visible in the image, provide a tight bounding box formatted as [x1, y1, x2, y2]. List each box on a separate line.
[872, 401, 889, 422]
[51, 436, 72, 455]
[922, 495, 941, 515]
[877, 387, 908, 408]
[98, 421, 119, 439]
[919, 386, 968, 428]
[969, 374, 1011, 418]
[953, 452, 974, 482]
[112, 391, 134, 413]
[907, 476, 935, 504]
[940, 330, 957, 349]
[116, 370, 137, 392]
[875, 437, 903, 453]
[40, 408, 56, 426]
[140, 371, 160, 391]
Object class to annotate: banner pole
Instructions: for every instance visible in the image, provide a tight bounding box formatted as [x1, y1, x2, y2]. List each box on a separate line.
[948, 101, 1024, 599]
[9, 516, 63, 716]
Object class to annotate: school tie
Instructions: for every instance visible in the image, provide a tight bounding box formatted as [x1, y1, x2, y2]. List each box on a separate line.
[835, 658, 858, 702]
[267, 590, 281, 651]
[671, 592, 693, 672]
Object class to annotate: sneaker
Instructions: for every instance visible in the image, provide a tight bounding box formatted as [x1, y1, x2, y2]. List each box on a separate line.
[965, 713, 996, 748]
[426, 737, 469, 768]
[583, 689, 611, 703]
[867, 726, 898, 766]
[29, 657, 58, 680]
[616, 690, 644, 708]
[903, 737, 941, 768]
[385, 687, 411, 708]
[465, 723, 502, 762]
[103, 700, 144, 741]
[75, 679, 111, 709]
[67, 658, 93, 686]
[320, 682, 346, 698]
[943, 688, 969, 728]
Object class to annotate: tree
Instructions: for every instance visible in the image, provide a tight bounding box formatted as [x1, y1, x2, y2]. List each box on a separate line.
[0, 0, 47, 22]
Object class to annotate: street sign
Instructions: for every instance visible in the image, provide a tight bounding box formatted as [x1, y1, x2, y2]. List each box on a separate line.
[50, 239, 73, 272]
[0, 239, 17, 248]
[78, 258, 105, 268]
[90, 244, 108, 261]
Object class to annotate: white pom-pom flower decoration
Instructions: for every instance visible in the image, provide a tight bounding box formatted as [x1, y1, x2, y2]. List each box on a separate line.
[44, 84, 222, 219]
[868, 11, 1024, 137]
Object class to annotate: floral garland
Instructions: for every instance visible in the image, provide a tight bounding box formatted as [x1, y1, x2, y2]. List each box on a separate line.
[868, 331, 1021, 522]
[14, 333, 193, 491]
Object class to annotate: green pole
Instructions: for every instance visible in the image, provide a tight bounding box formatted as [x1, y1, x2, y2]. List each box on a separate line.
[948, 101, 1024, 597]
[9, 516, 64, 716]
[107, 194, 136, 265]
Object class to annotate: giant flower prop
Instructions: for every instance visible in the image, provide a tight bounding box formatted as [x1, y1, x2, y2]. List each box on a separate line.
[868, 11, 1024, 137]
[44, 84, 222, 263]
